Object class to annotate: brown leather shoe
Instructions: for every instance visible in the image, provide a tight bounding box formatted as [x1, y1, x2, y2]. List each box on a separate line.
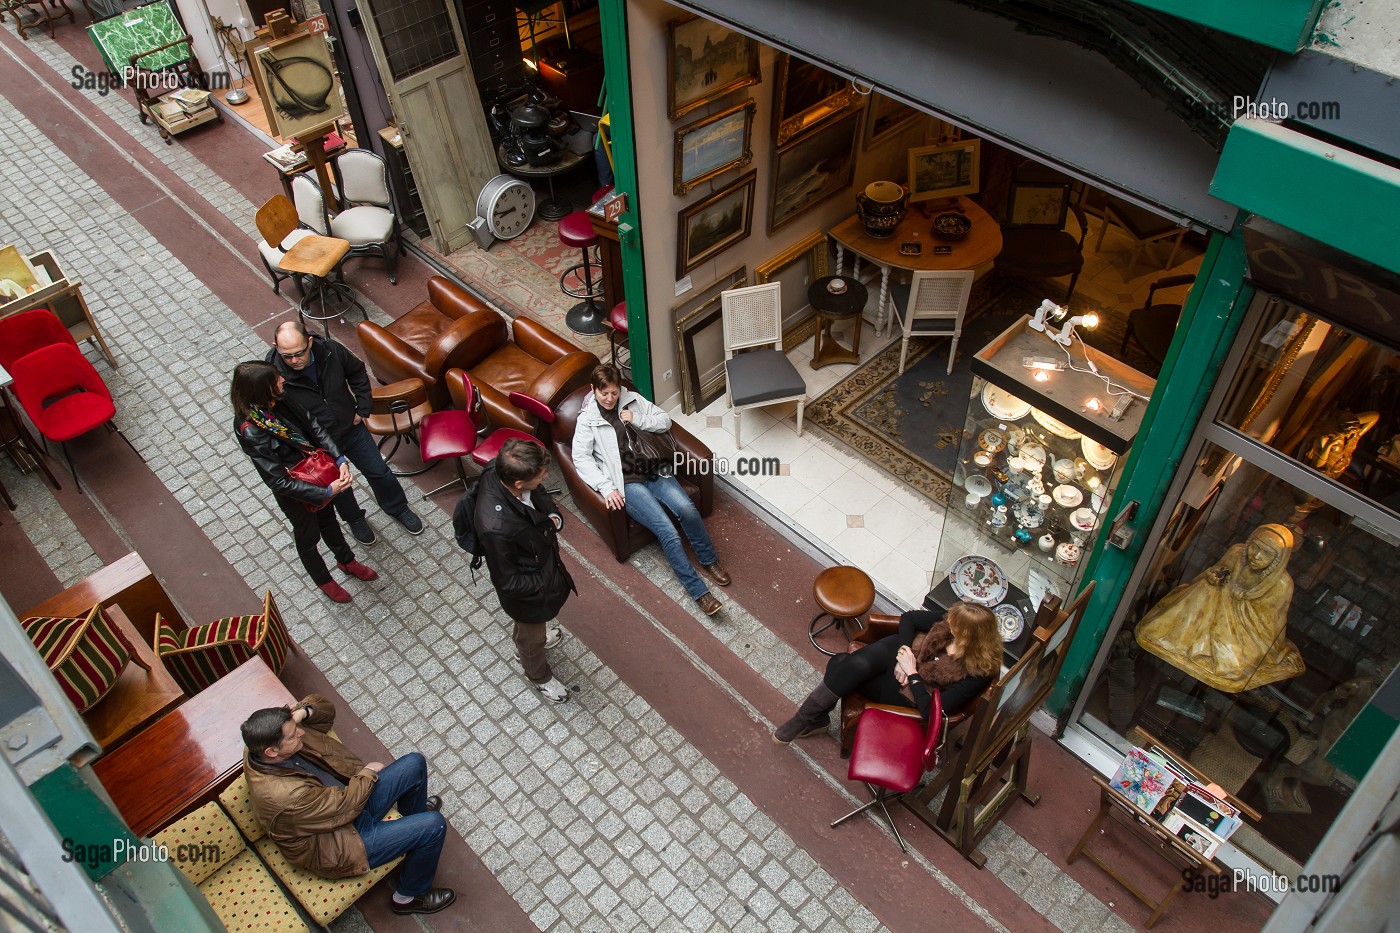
[697, 593, 722, 616]
[701, 560, 731, 586]
[390, 888, 456, 915]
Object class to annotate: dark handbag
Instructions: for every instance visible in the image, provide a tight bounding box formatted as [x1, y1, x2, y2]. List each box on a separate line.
[287, 449, 340, 511]
[623, 423, 678, 476]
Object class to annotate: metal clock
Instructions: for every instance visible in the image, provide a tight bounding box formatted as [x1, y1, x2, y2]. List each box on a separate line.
[468, 174, 536, 249]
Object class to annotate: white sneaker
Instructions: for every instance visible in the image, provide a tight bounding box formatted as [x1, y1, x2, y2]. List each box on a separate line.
[544, 626, 567, 650]
[534, 677, 569, 703]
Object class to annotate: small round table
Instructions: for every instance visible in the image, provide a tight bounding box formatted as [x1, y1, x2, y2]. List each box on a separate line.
[496, 145, 586, 221]
[808, 275, 868, 369]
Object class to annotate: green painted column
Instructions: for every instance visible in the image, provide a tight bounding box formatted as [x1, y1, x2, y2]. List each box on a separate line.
[1122, 0, 1324, 52]
[1048, 228, 1252, 718]
[597, 0, 653, 398]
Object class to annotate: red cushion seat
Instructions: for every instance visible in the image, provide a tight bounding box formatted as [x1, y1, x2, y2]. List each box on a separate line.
[419, 410, 476, 461]
[558, 212, 597, 248]
[609, 302, 628, 334]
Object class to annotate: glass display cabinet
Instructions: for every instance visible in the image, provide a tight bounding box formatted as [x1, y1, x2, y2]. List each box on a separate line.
[928, 314, 1155, 658]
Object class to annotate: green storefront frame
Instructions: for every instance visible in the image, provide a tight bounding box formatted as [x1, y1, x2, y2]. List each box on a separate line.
[1122, 0, 1325, 53]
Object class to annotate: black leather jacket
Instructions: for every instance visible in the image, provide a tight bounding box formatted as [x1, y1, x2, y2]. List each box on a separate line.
[234, 398, 344, 505]
[265, 336, 372, 441]
[473, 465, 576, 623]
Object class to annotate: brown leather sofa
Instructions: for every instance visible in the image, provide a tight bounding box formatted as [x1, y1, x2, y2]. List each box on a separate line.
[357, 276, 598, 433]
[551, 386, 715, 563]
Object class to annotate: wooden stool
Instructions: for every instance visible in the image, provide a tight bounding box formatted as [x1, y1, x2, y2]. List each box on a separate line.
[810, 566, 876, 656]
[281, 234, 361, 336]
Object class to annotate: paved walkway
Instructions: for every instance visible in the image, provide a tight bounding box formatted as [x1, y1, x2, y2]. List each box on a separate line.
[0, 21, 1275, 933]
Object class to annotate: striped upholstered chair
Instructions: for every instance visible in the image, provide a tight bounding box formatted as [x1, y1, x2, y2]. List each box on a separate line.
[154, 591, 293, 695]
[21, 603, 144, 713]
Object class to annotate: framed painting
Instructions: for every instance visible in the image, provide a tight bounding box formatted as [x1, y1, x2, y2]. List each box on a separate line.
[677, 171, 756, 277]
[756, 230, 829, 335]
[863, 92, 921, 151]
[674, 267, 749, 413]
[1006, 180, 1071, 228]
[773, 54, 859, 147]
[254, 31, 346, 141]
[907, 138, 981, 203]
[769, 110, 859, 233]
[666, 15, 761, 120]
[674, 100, 756, 195]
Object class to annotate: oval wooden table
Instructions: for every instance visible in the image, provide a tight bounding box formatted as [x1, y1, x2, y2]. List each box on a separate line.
[827, 196, 1003, 335]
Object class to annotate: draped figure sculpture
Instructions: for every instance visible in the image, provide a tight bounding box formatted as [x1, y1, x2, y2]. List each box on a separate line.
[1135, 524, 1305, 693]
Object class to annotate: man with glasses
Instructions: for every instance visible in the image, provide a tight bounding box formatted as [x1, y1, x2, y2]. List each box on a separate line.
[267, 321, 423, 541]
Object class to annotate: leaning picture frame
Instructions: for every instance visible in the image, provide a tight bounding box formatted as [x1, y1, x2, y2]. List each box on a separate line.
[677, 171, 757, 277]
[907, 138, 981, 203]
[755, 230, 829, 337]
[769, 110, 859, 233]
[254, 31, 346, 141]
[863, 92, 921, 151]
[666, 15, 761, 120]
[1006, 181, 1071, 228]
[674, 100, 756, 195]
[773, 53, 859, 147]
[674, 266, 749, 413]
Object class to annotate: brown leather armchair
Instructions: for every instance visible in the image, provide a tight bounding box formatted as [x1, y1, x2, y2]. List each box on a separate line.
[357, 275, 598, 431]
[550, 386, 715, 563]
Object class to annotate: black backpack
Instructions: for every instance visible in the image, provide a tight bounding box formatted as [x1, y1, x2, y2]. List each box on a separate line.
[451, 480, 486, 581]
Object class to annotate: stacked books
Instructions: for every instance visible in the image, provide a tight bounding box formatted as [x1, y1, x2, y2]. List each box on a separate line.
[169, 87, 212, 114]
[1108, 745, 1242, 860]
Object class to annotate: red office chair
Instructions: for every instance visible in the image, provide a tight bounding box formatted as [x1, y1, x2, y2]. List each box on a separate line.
[830, 689, 944, 853]
[9, 343, 137, 490]
[417, 407, 477, 499]
[0, 308, 78, 370]
[444, 369, 560, 493]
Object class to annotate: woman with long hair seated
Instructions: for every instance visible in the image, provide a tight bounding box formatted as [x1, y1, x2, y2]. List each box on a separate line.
[773, 601, 1001, 743]
[231, 360, 378, 603]
[570, 363, 729, 617]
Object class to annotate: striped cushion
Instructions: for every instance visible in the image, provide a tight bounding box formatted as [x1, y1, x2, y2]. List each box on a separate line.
[22, 605, 131, 713]
[154, 592, 294, 695]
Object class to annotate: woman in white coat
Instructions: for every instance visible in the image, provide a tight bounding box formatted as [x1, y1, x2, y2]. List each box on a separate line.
[571, 364, 729, 616]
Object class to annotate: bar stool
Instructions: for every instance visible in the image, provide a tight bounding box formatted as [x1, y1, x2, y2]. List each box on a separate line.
[810, 566, 876, 656]
[606, 301, 630, 377]
[281, 234, 362, 337]
[558, 213, 607, 336]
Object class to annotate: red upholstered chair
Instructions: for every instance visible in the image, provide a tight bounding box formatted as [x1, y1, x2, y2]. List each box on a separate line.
[606, 301, 630, 377]
[153, 591, 293, 696]
[357, 275, 597, 430]
[418, 403, 477, 499]
[443, 368, 547, 467]
[831, 689, 943, 853]
[557, 211, 607, 335]
[0, 308, 78, 370]
[9, 342, 128, 487]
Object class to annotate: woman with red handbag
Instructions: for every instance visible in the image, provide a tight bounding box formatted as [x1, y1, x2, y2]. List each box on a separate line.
[232, 361, 379, 602]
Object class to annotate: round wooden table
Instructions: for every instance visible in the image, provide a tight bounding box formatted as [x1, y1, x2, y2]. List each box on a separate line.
[496, 145, 586, 221]
[827, 196, 1003, 335]
[808, 275, 868, 368]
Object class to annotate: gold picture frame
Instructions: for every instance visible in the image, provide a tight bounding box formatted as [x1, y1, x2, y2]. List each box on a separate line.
[674, 266, 749, 413]
[677, 171, 757, 278]
[756, 231, 830, 345]
[666, 15, 761, 120]
[907, 138, 981, 203]
[773, 54, 859, 147]
[674, 100, 756, 196]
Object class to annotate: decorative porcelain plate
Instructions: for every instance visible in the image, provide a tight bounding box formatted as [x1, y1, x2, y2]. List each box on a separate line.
[948, 555, 1010, 606]
[1019, 443, 1048, 471]
[995, 604, 1026, 642]
[1001, 478, 1031, 501]
[1081, 437, 1118, 471]
[1013, 500, 1044, 529]
[978, 428, 1006, 453]
[1070, 507, 1097, 531]
[1056, 542, 1082, 565]
[981, 384, 1032, 421]
[1031, 407, 1084, 440]
[964, 475, 993, 497]
[1052, 484, 1084, 507]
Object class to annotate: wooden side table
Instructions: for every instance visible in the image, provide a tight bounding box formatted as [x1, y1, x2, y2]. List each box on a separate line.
[807, 275, 867, 369]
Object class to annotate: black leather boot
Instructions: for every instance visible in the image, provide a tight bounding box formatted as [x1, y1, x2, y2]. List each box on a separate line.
[773, 683, 840, 744]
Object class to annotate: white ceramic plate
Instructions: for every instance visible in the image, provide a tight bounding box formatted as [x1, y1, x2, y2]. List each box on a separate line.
[948, 555, 1010, 606]
[1070, 507, 1097, 531]
[1056, 542, 1082, 564]
[1053, 484, 1083, 507]
[1013, 499, 1044, 529]
[1020, 444, 1047, 470]
[1081, 437, 1118, 471]
[995, 604, 1025, 642]
[981, 384, 1032, 421]
[1031, 407, 1083, 440]
[965, 475, 993, 497]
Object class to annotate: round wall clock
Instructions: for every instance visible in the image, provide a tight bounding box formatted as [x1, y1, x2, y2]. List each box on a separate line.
[468, 174, 536, 249]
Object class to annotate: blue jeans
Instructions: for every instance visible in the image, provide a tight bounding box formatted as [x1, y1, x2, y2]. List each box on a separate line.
[354, 753, 445, 898]
[625, 475, 716, 600]
[333, 422, 410, 523]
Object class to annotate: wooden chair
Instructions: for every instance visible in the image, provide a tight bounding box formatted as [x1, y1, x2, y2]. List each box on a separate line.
[996, 162, 1089, 303]
[365, 377, 433, 475]
[1121, 274, 1195, 371]
[721, 282, 807, 447]
[889, 269, 975, 375]
[254, 195, 314, 297]
[1093, 192, 1187, 279]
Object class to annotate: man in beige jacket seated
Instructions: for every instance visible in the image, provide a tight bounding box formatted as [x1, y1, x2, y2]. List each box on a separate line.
[241, 695, 455, 915]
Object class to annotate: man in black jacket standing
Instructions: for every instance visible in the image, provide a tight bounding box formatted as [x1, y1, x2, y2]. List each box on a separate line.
[269, 321, 423, 543]
[456, 439, 576, 703]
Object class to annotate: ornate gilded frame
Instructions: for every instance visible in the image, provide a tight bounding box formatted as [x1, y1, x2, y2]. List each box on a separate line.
[773, 53, 859, 147]
[674, 100, 756, 195]
[674, 267, 749, 413]
[666, 15, 761, 120]
[677, 170, 756, 277]
[756, 231, 830, 347]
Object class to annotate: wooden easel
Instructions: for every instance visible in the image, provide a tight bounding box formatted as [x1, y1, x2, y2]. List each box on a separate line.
[291, 122, 338, 209]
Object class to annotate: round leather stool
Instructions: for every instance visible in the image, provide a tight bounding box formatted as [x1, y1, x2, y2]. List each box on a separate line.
[607, 301, 630, 376]
[810, 566, 876, 656]
[558, 212, 607, 335]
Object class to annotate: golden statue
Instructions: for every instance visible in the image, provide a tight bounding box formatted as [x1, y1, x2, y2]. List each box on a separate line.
[1135, 524, 1304, 693]
[1291, 410, 1379, 523]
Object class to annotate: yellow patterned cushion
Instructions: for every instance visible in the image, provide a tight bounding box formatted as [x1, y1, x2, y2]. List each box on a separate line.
[252, 838, 400, 926]
[218, 774, 265, 842]
[200, 850, 308, 933]
[152, 802, 243, 886]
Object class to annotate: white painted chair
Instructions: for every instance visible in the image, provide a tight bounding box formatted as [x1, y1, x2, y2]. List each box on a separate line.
[889, 269, 975, 375]
[721, 282, 807, 447]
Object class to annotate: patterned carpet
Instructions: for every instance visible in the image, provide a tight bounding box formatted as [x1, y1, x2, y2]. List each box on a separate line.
[807, 279, 1152, 506]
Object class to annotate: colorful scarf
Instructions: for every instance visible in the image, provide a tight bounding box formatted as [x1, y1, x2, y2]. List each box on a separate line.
[245, 407, 313, 451]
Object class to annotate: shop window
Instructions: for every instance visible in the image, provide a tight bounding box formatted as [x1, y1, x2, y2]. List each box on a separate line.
[372, 0, 459, 81]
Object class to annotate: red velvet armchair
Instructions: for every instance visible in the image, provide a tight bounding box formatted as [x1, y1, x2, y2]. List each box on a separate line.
[357, 275, 598, 433]
[550, 386, 715, 563]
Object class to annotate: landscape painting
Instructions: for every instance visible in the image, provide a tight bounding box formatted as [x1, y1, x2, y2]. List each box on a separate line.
[675, 100, 756, 195]
[678, 171, 756, 276]
[667, 15, 761, 119]
[769, 111, 859, 232]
